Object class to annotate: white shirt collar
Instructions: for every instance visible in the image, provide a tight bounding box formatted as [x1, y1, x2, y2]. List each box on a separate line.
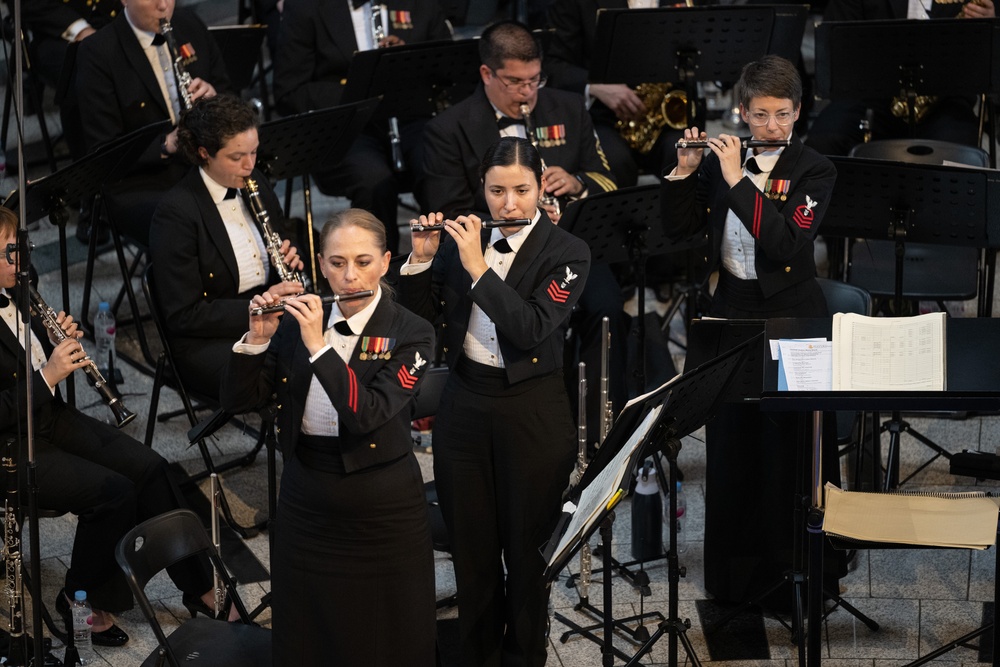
[125, 10, 162, 49]
[489, 208, 541, 253]
[199, 168, 235, 205]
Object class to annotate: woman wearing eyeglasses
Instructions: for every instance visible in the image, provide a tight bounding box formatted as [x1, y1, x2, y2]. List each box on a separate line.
[661, 55, 842, 606]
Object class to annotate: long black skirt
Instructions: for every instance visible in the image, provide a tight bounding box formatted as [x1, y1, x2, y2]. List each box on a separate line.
[271, 445, 436, 666]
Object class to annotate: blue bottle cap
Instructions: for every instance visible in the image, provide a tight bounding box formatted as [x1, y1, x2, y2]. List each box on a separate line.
[98, 302, 110, 312]
[74, 590, 87, 602]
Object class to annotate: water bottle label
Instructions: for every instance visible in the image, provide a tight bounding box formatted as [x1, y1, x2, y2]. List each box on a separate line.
[106, 326, 116, 336]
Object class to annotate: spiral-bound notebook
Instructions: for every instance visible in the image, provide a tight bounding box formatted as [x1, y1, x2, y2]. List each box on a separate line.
[822, 482, 999, 549]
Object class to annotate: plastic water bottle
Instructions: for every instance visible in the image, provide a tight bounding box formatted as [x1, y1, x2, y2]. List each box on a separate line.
[664, 481, 688, 554]
[631, 460, 663, 562]
[71, 590, 94, 665]
[94, 302, 116, 377]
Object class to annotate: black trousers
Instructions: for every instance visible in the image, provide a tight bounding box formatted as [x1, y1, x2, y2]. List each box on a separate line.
[29, 400, 212, 611]
[434, 359, 575, 667]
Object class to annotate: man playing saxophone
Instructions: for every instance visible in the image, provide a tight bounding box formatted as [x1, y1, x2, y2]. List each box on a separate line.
[0, 207, 224, 651]
[150, 95, 304, 401]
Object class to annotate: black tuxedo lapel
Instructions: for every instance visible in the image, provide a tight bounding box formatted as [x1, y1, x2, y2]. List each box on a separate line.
[0, 318, 26, 368]
[462, 87, 504, 169]
[319, 0, 361, 65]
[187, 170, 243, 287]
[504, 216, 554, 293]
[113, 15, 170, 118]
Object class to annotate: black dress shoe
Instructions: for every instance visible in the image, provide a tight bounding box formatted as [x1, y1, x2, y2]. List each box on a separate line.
[55, 588, 130, 647]
[182, 592, 216, 619]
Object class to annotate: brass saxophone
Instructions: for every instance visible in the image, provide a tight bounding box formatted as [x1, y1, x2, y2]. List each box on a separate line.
[243, 178, 309, 288]
[158, 18, 194, 112]
[617, 83, 689, 154]
[519, 103, 561, 218]
[27, 286, 137, 428]
[890, 93, 939, 124]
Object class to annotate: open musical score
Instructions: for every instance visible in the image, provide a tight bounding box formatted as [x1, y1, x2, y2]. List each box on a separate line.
[250, 290, 375, 316]
[410, 218, 532, 232]
[675, 138, 792, 149]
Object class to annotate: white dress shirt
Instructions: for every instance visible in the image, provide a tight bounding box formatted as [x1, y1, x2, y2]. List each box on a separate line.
[125, 11, 180, 123]
[200, 169, 270, 294]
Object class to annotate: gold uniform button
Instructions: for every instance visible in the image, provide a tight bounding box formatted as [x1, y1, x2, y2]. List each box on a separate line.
[208, 272, 214, 279]
[441, 322, 447, 328]
[275, 427, 281, 434]
[276, 404, 282, 410]
[443, 347, 449, 353]
[340, 78, 348, 85]
[202, 291, 207, 297]
[140, 102, 145, 108]
[706, 207, 711, 213]
[282, 377, 288, 383]
[369, 443, 377, 449]
[532, 357, 538, 363]
[784, 266, 791, 273]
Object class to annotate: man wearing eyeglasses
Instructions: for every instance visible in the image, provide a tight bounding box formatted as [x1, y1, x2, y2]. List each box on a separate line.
[662, 55, 843, 606]
[419, 19, 617, 220]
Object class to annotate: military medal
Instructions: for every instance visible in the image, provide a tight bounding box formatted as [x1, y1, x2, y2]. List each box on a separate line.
[179, 42, 197, 66]
[764, 178, 790, 201]
[389, 9, 413, 29]
[536, 124, 566, 148]
[360, 336, 396, 360]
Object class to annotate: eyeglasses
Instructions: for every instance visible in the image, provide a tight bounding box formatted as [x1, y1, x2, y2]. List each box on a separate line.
[747, 111, 795, 127]
[490, 69, 547, 92]
[4, 241, 34, 265]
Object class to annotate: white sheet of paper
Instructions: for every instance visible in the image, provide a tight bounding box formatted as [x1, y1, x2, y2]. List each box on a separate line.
[778, 340, 833, 391]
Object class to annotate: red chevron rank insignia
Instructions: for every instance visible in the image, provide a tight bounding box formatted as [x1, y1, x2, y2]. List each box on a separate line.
[397, 366, 418, 389]
[792, 195, 819, 230]
[547, 280, 571, 303]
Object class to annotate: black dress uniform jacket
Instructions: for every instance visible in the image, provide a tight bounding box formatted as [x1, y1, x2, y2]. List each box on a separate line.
[221, 297, 435, 472]
[662, 135, 837, 298]
[273, 0, 452, 115]
[75, 8, 231, 165]
[419, 85, 617, 218]
[398, 213, 591, 383]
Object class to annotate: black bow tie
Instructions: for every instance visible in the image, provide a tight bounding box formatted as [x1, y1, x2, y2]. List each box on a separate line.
[151, 33, 166, 46]
[744, 157, 762, 175]
[497, 116, 525, 131]
[492, 238, 513, 254]
[351, 0, 369, 9]
[333, 320, 355, 336]
[0, 294, 10, 308]
[224, 188, 238, 200]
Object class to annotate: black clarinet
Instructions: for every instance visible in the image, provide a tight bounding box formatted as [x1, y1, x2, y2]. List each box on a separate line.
[249, 290, 375, 316]
[2, 439, 24, 648]
[244, 178, 309, 288]
[26, 286, 136, 428]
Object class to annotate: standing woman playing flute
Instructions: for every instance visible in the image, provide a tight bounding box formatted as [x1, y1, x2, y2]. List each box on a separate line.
[221, 209, 436, 667]
[399, 136, 590, 666]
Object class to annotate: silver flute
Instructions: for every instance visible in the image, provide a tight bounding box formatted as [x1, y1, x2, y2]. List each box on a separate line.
[244, 178, 309, 287]
[520, 103, 561, 218]
[159, 18, 194, 111]
[27, 285, 136, 428]
[250, 290, 374, 316]
[574, 362, 592, 602]
[675, 138, 792, 149]
[410, 218, 531, 232]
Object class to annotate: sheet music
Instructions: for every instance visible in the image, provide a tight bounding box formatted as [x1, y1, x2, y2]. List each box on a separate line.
[832, 312, 946, 391]
[548, 404, 664, 567]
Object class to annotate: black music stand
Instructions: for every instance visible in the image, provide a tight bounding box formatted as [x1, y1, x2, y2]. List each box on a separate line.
[815, 18, 999, 134]
[822, 157, 1000, 488]
[340, 38, 481, 118]
[762, 317, 1000, 667]
[254, 98, 380, 288]
[685, 318, 878, 662]
[546, 338, 752, 666]
[561, 184, 705, 394]
[589, 5, 807, 129]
